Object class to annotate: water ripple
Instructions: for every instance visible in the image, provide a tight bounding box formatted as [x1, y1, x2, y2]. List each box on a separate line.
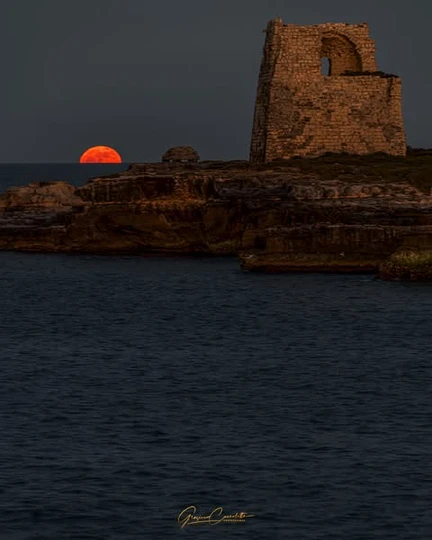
[0, 252, 431, 539]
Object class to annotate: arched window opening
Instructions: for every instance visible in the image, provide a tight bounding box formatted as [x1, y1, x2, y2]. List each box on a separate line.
[321, 33, 362, 75]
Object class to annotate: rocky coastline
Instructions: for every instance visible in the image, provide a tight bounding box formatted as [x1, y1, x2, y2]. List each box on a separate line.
[1, 152, 432, 281]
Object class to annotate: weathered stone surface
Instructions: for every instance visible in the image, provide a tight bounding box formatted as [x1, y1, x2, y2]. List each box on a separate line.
[0, 181, 83, 252]
[161, 146, 200, 163]
[0, 181, 81, 211]
[250, 20, 406, 161]
[0, 156, 431, 280]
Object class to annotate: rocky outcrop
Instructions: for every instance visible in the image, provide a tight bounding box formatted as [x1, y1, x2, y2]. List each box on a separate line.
[1, 154, 432, 279]
[238, 180, 432, 273]
[379, 250, 432, 281]
[0, 181, 81, 211]
[161, 146, 200, 163]
[378, 234, 432, 280]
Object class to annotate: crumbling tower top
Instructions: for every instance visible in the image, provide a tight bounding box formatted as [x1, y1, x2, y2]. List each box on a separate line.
[267, 19, 378, 76]
[250, 19, 406, 162]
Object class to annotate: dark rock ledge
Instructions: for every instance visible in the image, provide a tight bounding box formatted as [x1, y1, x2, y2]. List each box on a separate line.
[1, 153, 432, 281]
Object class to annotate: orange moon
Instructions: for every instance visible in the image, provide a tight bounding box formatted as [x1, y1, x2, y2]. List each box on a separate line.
[79, 145, 122, 163]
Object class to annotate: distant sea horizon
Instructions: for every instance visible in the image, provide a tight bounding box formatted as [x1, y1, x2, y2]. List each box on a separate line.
[0, 163, 130, 191]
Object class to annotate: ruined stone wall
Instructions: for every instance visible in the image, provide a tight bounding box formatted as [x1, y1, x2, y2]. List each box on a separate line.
[250, 19, 406, 162]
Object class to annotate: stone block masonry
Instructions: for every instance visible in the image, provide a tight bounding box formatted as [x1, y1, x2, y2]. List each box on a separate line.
[250, 19, 406, 162]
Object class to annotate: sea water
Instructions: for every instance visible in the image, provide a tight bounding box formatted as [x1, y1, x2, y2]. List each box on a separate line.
[0, 165, 431, 539]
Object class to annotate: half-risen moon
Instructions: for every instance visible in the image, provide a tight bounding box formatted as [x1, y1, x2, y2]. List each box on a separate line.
[79, 146, 122, 163]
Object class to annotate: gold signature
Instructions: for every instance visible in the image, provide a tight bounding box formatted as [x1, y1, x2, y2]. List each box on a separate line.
[178, 506, 255, 529]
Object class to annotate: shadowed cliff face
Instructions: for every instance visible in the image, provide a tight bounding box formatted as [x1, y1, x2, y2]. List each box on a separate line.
[0, 157, 432, 278]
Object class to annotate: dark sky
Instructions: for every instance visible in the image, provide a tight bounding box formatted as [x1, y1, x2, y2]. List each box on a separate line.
[2, 0, 431, 162]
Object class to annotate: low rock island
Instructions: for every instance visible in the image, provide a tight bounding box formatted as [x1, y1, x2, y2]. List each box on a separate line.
[1, 152, 432, 281]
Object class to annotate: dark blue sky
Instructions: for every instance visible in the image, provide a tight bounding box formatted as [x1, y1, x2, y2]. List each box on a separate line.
[2, 0, 430, 162]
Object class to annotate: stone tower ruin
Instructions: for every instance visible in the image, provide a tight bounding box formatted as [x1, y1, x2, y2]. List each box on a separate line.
[250, 19, 406, 162]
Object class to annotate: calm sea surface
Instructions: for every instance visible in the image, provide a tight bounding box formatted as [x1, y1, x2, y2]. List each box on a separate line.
[0, 163, 130, 191]
[0, 165, 431, 539]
